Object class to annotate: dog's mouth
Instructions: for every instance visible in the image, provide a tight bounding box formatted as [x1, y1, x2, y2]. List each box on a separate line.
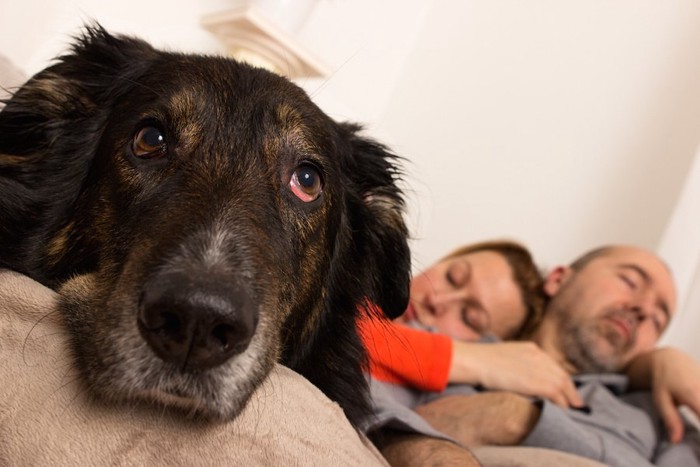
[127, 352, 273, 420]
[140, 386, 206, 413]
[123, 319, 276, 421]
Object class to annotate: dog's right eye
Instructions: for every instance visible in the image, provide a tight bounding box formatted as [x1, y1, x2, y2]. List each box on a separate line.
[132, 126, 167, 159]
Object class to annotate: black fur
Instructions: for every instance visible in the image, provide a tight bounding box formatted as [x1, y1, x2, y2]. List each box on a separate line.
[0, 26, 410, 427]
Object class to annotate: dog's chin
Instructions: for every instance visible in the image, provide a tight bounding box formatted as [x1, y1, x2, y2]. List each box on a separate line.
[91, 335, 277, 421]
[132, 367, 270, 421]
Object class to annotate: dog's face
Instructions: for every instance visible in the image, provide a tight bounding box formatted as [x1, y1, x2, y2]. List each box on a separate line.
[0, 27, 410, 426]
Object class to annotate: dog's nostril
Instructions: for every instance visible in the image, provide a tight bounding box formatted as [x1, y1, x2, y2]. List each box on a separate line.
[138, 274, 258, 371]
[212, 323, 234, 350]
[140, 308, 185, 341]
[161, 312, 181, 334]
[141, 308, 180, 331]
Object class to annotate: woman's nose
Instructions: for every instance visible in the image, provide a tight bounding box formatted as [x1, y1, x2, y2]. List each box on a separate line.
[428, 290, 465, 315]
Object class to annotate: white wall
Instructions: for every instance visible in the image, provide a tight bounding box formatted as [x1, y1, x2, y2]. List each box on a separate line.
[2, 1, 699, 354]
[0, 0, 232, 74]
[658, 145, 700, 360]
[388, 2, 700, 268]
[300, 1, 700, 272]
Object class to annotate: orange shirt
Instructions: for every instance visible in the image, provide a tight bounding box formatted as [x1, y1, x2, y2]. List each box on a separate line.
[358, 315, 453, 392]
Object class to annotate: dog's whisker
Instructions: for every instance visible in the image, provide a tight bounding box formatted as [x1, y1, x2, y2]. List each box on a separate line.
[53, 374, 92, 419]
[306, 50, 358, 101]
[21, 308, 62, 365]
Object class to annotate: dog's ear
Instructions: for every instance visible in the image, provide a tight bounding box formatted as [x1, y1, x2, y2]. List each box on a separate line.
[339, 124, 411, 319]
[0, 24, 155, 159]
[0, 25, 158, 276]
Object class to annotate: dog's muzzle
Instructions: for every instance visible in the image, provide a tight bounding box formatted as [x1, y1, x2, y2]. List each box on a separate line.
[137, 272, 258, 370]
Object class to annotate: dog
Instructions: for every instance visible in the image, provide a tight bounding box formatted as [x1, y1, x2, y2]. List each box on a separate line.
[0, 26, 410, 428]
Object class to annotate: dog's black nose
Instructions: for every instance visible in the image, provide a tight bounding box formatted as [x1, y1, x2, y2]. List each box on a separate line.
[138, 273, 258, 370]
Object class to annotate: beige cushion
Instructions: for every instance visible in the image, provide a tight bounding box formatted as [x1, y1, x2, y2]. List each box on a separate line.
[0, 269, 388, 466]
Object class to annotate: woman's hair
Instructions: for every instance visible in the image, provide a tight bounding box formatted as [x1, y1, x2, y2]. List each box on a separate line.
[441, 240, 546, 339]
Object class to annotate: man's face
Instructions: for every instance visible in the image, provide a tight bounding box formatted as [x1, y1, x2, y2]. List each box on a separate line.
[545, 246, 676, 373]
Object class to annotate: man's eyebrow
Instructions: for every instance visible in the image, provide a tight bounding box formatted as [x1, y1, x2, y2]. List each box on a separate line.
[619, 263, 671, 321]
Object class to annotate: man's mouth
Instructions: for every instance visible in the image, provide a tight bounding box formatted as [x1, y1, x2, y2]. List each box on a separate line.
[605, 316, 634, 344]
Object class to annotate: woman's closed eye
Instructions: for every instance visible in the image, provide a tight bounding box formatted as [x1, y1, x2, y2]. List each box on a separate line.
[461, 304, 489, 335]
[446, 261, 470, 288]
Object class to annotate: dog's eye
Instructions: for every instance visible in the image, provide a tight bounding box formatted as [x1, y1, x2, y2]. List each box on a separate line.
[289, 163, 323, 202]
[132, 126, 166, 159]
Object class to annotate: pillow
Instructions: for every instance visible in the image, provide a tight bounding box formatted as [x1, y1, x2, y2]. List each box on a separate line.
[0, 269, 388, 466]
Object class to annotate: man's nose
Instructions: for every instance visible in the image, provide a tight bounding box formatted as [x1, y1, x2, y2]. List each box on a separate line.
[630, 292, 655, 320]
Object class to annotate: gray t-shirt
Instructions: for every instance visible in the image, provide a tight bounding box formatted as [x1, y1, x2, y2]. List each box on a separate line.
[364, 340, 700, 467]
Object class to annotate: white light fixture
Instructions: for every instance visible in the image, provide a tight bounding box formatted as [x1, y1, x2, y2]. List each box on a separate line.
[201, 1, 329, 80]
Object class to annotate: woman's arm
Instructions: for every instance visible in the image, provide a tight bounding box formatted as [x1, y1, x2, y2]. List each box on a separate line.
[359, 315, 453, 392]
[450, 340, 582, 407]
[360, 317, 581, 407]
[626, 347, 700, 443]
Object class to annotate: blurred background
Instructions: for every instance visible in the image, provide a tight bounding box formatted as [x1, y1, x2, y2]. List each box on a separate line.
[1, 0, 699, 357]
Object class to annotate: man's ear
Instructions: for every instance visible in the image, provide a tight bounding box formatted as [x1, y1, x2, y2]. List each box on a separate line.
[543, 266, 573, 298]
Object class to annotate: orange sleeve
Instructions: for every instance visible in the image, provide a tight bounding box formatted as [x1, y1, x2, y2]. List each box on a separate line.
[358, 314, 453, 392]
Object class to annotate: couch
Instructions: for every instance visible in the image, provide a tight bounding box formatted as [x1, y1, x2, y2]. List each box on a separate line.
[0, 56, 604, 467]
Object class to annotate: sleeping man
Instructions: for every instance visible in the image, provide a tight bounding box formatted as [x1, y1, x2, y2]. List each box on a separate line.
[368, 245, 700, 466]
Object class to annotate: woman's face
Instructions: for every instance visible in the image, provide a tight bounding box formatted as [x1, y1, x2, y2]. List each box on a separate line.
[401, 250, 527, 341]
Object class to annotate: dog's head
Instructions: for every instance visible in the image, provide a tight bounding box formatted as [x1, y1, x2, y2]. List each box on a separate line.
[0, 26, 410, 426]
